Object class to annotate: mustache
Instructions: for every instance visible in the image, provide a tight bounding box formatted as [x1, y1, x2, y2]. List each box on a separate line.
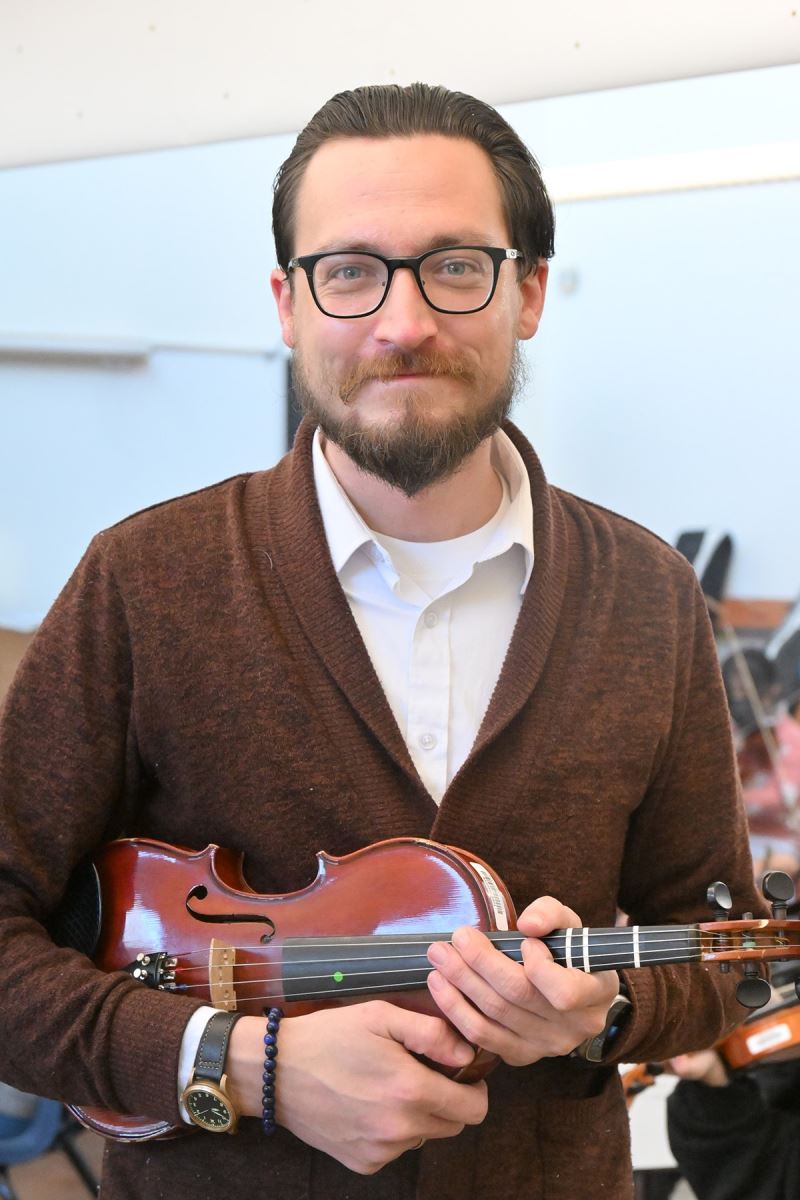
[338, 351, 478, 404]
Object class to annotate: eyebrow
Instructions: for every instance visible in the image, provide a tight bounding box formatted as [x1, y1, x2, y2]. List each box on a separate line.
[310, 232, 500, 256]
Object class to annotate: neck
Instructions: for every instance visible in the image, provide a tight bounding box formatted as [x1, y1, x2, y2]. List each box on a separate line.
[322, 435, 502, 541]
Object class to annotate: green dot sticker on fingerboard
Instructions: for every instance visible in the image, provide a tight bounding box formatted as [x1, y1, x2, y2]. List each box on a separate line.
[333, 970, 344, 983]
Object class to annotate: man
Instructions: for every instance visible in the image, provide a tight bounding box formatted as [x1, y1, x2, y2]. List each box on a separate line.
[0, 83, 760, 1199]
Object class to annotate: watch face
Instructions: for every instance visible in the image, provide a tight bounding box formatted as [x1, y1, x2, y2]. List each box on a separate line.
[185, 1085, 235, 1132]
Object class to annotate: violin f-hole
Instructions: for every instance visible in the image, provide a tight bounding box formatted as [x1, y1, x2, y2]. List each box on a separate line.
[185, 884, 277, 940]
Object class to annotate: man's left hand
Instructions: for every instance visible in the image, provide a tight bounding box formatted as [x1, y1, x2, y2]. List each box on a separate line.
[425, 896, 619, 1066]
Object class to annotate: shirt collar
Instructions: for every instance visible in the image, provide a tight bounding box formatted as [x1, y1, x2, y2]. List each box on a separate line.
[312, 426, 535, 592]
[488, 428, 535, 591]
[312, 429, 380, 576]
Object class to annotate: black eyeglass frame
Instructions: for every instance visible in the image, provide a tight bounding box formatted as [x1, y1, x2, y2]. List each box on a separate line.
[286, 245, 527, 318]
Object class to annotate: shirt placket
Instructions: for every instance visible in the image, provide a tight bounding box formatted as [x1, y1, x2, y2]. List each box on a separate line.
[406, 600, 452, 801]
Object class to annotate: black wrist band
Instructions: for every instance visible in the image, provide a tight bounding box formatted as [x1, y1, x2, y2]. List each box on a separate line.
[262, 1006, 283, 1135]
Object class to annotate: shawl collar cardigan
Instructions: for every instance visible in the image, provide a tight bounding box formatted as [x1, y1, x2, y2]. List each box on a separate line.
[0, 418, 761, 1199]
[255, 419, 569, 824]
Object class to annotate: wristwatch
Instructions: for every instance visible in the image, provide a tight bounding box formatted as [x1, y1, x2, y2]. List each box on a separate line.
[180, 1011, 242, 1133]
[570, 990, 632, 1064]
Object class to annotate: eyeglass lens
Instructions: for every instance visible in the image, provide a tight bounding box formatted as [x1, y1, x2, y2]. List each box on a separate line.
[312, 249, 496, 316]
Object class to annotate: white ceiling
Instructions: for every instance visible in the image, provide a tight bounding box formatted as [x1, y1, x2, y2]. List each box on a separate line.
[3, 0, 800, 168]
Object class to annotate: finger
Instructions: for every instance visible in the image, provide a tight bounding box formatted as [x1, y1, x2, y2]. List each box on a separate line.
[520, 939, 619, 1013]
[427, 968, 549, 1063]
[429, 928, 542, 1023]
[516, 895, 583, 936]
[364, 999, 476, 1069]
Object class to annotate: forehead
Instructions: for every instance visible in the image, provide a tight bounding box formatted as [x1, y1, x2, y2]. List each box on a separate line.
[293, 134, 510, 256]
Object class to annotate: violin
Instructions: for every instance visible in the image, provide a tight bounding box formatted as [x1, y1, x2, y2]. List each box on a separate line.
[60, 836, 800, 1142]
[621, 1061, 665, 1108]
[720, 976, 800, 1070]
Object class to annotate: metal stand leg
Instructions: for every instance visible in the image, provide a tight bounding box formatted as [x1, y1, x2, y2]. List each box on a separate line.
[56, 1113, 100, 1197]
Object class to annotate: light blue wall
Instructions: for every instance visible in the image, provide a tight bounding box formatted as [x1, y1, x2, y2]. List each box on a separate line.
[507, 65, 800, 602]
[1, 65, 798, 628]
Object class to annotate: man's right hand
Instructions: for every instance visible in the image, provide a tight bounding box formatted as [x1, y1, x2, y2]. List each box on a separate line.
[227, 1001, 488, 1174]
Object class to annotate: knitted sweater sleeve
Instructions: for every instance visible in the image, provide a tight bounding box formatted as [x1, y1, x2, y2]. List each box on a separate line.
[607, 572, 765, 1063]
[0, 534, 204, 1124]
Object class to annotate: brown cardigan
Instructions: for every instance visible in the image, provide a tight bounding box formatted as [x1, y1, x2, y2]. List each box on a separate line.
[0, 420, 760, 1198]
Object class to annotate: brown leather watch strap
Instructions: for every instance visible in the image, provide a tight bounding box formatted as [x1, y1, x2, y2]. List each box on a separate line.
[193, 1011, 241, 1085]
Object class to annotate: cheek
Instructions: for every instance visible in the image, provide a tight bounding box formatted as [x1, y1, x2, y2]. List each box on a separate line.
[294, 323, 364, 387]
[302, 319, 371, 369]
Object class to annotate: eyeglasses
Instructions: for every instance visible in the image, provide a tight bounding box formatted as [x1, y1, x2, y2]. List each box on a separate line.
[287, 245, 524, 319]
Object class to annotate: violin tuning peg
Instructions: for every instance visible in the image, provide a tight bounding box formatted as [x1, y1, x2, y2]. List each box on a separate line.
[736, 973, 772, 1010]
[706, 881, 732, 919]
[762, 870, 795, 918]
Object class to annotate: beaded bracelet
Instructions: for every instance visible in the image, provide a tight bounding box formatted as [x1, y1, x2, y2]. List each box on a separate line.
[262, 1006, 283, 1135]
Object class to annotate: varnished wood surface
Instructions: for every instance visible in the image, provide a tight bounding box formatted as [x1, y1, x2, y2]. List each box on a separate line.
[718, 599, 792, 630]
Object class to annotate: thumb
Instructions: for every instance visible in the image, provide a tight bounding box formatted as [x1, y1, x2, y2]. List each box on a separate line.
[366, 1001, 476, 1069]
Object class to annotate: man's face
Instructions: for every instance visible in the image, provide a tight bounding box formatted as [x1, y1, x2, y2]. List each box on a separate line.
[271, 134, 547, 495]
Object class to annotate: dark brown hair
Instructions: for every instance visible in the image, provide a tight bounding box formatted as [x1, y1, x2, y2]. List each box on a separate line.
[272, 82, 555, 272]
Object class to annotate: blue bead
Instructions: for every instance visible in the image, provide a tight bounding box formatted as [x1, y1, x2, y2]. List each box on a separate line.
[264, 1033, 277, 1046]
[263, 1060, 276, 1074]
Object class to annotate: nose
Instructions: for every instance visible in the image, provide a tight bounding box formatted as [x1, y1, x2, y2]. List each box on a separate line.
[370, 266, 439, 349]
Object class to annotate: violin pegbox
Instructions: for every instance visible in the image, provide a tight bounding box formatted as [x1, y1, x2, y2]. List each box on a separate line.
[704, 870, 798, 1010]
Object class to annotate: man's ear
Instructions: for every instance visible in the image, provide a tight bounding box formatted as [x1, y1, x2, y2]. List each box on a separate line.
[270, 268, 295, 349]
[517, 260, 549, 341]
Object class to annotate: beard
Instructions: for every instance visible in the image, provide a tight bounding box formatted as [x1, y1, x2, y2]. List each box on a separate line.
[291, 344, 524, 497]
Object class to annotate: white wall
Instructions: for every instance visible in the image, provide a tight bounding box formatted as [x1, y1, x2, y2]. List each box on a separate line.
[1, 65, 798, 629]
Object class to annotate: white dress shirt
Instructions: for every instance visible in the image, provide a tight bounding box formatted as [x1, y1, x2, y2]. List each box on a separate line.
[178, 425, 535, 1112]
[314, 428, 534, 801]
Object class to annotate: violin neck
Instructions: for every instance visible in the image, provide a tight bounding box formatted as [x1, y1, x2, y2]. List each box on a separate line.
[280, 925, 702, 1004]
[508, 924, 702, 972]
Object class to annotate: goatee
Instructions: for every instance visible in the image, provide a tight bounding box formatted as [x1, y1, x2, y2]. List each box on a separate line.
[291, 346, 524, 497]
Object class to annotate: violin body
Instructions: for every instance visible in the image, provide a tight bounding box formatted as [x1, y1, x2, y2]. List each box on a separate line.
[70, 836, 517, 1141]
[721, 979, 800, 1070]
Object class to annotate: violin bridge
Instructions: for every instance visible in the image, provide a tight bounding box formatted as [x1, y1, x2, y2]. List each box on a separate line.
[208, 938, 238, 1010]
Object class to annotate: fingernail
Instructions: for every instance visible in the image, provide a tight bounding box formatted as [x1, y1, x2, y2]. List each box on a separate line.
[451, 928, 470, 951]
[428, 941, 447, 966]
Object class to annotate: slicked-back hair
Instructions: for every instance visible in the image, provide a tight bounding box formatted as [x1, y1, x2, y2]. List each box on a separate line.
[272, 83, 555, 274]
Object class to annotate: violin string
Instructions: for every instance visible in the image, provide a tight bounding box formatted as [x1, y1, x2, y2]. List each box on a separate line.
[167, 944, 796, 993]
[166, 930, 790, 971]
[173, 939, 705, 974]
[166, 951, 711, 999]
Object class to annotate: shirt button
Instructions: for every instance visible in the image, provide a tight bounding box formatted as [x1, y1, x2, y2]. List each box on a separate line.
[424, 611, 439, 628]
[419, 733, 437, 751]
